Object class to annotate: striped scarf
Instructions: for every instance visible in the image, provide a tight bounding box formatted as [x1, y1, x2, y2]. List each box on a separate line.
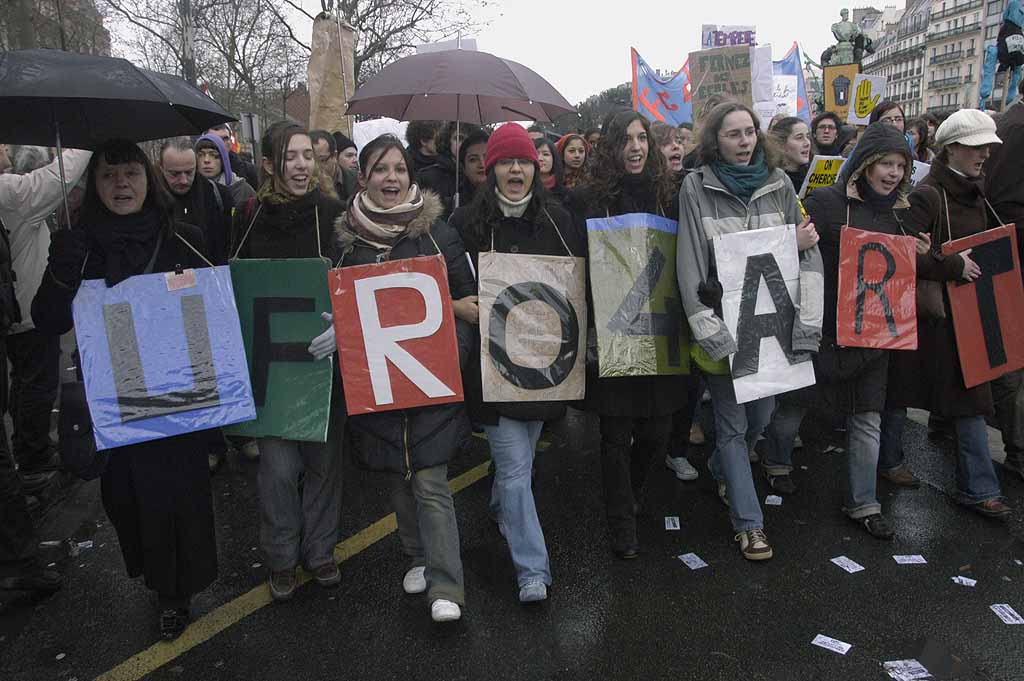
[346, 184, 425, 250]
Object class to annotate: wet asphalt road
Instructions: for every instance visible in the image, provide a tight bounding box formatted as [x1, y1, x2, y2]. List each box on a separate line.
[1, 406, 1023, 681]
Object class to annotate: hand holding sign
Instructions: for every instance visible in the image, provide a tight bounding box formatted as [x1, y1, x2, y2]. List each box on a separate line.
[854, 78, 880, 119]
[308, 312, 336, 360]
[961, 249, 981, 281]
[796, 219, 819, 251]
[914, 231, 931, 255]
[453, 295, 480, 324]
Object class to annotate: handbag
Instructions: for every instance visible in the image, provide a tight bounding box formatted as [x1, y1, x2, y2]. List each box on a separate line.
[915, 186, 952, 320]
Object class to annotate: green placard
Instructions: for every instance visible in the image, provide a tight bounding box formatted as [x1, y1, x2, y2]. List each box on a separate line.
[587, 214, 690, 377]
[224, 258, 333, 442]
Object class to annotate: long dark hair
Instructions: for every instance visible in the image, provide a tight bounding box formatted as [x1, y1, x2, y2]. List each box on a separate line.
[77, 139, 173, 230]
[869, 100, 905, 126]
[697, 102, 777, 170]
[462, 165, 550, 248]
[259, 122, 311, 189]
[584, 111, 675, 211]
[908, 117, 930, 160]
[534, 137, 563, 184]
[358, 134, 418, 186]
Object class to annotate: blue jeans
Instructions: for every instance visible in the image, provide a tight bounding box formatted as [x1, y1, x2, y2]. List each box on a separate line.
[954, 416, 1003, 504]
[844, 412, 883, 519]
[762, 401, 806, 476]
[878, 407, 906, 473]
[484, 418, 550, 587]
[706, 374, 774, 532]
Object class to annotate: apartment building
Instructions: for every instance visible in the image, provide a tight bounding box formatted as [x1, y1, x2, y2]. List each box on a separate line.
[862, 0, 931, 117]
[924, 0, 985, 114]
[984, 0, 1011, 104]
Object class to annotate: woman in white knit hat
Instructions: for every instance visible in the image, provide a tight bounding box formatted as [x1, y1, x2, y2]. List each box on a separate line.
[882, 109, 1014, 520]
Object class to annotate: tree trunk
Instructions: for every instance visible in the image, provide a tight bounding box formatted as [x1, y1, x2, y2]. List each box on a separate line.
[9, 0, 37, 49]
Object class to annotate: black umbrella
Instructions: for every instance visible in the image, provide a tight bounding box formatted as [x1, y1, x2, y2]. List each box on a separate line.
[0, 49, 237, 223]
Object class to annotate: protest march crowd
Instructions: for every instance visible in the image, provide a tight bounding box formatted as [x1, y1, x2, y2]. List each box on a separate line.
[2, 57, 1024, 645]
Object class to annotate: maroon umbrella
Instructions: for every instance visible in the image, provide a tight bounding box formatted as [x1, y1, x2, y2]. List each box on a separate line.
[345, 49, 576, 123]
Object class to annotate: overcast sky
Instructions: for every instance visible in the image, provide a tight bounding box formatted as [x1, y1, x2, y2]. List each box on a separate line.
[297, 0, 890, 104]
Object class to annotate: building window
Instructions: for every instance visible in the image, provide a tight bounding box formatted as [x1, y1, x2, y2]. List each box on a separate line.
[987, 24, 1000, 39]
[988, 0, 1002, 16]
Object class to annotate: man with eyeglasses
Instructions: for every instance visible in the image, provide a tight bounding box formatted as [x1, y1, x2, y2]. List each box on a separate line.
[811, 112, 845, 156]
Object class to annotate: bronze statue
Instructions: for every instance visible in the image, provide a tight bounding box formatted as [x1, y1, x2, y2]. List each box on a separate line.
[828, 9, 861, 66]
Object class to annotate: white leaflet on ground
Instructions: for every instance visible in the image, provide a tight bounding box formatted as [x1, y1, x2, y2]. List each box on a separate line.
[811, 634, 852, 655]
[677, 553, 709, 570]
[831, 555, 865, 573]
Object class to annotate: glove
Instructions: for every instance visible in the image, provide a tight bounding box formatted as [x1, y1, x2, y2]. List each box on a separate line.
[48, 229, 88, 287]
[697, 277, 724, 318]
[308, 312, 337, 360]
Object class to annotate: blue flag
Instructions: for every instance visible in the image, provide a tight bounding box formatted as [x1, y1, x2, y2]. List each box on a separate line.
[773, 43, 811, 124]
[631, 48, 693, 125]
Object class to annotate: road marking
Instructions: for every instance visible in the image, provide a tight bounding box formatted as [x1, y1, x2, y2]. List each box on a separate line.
[94, 459, 492, 681]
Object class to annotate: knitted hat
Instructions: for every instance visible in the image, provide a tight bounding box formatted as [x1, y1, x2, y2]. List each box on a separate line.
[485, 123, 539, 172]
[333, 131, 356, 153]
[934, 109, 1002, 148]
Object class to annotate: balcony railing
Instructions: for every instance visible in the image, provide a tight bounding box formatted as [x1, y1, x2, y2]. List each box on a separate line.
[927, 22, 982, 42]
[930, 0, 983, 22]
[869, 43, 927, 67]
[928, 103, 960, 115]
[929, 47, 976, 65]
[929, 76, 964, 89]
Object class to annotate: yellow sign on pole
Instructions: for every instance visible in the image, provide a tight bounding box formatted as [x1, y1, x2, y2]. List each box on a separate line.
[798, 155, 845, 199]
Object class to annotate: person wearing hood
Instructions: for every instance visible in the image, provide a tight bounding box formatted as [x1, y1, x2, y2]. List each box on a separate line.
[333, 134, 475, 623]
[449, 123, 585, 604]
[32, 140, 216, 640]
[195, 133, 256, 208]
[811, 112, 845, 157]
[206, 124, 259, 191]
[232, 123, 347, 603]
[677, 102, 823, 561]
[572, 111, 691, 560]
[783, 122, 920, 539]
[885, 110, 1014, 520]
[419, 122, 484, 217]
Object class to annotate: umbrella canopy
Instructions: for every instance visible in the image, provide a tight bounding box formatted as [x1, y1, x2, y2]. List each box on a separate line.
[0, 49, 236, 149]
[345, 49, 576, 123]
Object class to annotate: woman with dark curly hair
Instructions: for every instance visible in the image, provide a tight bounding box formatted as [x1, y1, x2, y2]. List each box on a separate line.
[572, 111, 689, 559]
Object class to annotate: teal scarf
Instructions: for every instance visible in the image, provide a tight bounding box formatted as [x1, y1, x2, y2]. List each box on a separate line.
[712, 148, 770, 204]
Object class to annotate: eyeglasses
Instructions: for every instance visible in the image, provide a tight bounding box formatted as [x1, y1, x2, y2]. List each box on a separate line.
[880, 116, 905, 125]
[817, 124, 837, 131]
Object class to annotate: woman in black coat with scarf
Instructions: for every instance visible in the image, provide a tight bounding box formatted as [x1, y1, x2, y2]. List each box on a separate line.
[33, 140, 216, 640]
[571, 111, 689, 559]
[333, 134, 475, 623]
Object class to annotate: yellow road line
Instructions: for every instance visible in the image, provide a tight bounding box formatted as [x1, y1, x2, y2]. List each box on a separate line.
[94, 459, 492, 681]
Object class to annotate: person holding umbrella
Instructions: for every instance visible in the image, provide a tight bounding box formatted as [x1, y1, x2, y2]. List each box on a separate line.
[32, 139, 217, 640]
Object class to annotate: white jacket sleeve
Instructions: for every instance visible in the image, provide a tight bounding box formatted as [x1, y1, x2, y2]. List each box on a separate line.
[0, 149, 92, 229]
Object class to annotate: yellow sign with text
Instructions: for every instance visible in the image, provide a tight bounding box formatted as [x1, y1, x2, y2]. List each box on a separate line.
[797, 155, 845, 199]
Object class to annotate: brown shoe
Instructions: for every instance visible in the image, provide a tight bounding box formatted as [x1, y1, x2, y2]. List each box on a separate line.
[688, 423, 706, 445]
[312, 561, 341, 588]
[269, 568, 297, 601]
[967, 498, 1012, 520]
[879, 466, 920, 488]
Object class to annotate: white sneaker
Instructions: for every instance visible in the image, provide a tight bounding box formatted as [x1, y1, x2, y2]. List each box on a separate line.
[240, 441, 261, 460]
[430, 599, 461, 622]
[402, 566, 426, 594]
[665, 455, 699, 481]
[518, 581, 548, 603]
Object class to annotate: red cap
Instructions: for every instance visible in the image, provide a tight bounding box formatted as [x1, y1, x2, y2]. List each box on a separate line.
[485, 123, 539, 172]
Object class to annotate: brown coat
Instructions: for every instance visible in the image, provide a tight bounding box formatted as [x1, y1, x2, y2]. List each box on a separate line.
[886, 159, 994, 417]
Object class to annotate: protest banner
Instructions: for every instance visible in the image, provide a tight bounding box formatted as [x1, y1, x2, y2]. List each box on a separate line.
[910, 161, 930, 186]
[225, 258, 334, 442]
[773, 74, 799, 117]
[631, 48, 692, 125]
[72, 267, 256, 451]
[942, 225, 1024, 388]
[688, 45, 754, 116]
[773, 43, 811, 123]
[587, 213, 689, 377]
[797, 155, 845, 199]
[824, 63, 860, 120]
[700, 25, 756, 49]
[478, 252, 586, 402]
[714, 225, 816, 403]
[836, 228, 918, 350]
[330, 255, 464, 414]
[847, 74, 888, 125]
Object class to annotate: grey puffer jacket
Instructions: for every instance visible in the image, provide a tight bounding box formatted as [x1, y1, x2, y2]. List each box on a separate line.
[676, 165, 824, 362]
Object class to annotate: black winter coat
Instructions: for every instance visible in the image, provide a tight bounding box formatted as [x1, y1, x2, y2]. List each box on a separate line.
[33, 221, 218, 599]
[418, 153, 465, 219]
[0, 218, 21, 334]
[170, 177, 234, 265]
[333, 190, 476, 475]
[451, 199, 587, 425]
[232, 188, 343, 260]
[572, 181, 689, 419]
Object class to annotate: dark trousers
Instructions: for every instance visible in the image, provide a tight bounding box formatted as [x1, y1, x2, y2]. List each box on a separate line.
[599, 414, 673, 549]
[7, 329, 60, 470]
[0, 336, 37, 577]
[992, 369, 1024, 466]
[669, 374, 703, 459]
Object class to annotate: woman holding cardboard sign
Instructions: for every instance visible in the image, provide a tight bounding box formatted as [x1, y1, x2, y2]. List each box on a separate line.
[451, 123, 586, 604]
[33, 140, 216, 640]
[676, 102, 823, 561]
[333, 134, 475, 623]
[887, 109, 1014, 520]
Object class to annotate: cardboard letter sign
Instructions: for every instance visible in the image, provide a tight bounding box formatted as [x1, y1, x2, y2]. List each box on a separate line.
[687, 45, 754, 116]
[478, 252, 586, 402]
[72, 266, 256, 451]
[847, 74, 888, 125]
[798, 155, 845, 199]
[226, 258, 334, 442]
[942, 225, 1024, 388]
[715, 225, 816, 403]
[587, 213, 690, 377]
[330, 255, 464, 414]
[837, 228, 918, 350]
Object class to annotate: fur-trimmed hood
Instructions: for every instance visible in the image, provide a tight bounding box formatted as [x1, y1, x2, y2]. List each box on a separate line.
[332, 187, 444, 255]
[841, 122, 913, 209]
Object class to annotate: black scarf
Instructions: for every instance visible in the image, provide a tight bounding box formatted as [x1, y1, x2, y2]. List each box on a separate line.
[856, 177, 900, 212]
[84, 203, 165, 286]
[617, 171, 659, 214]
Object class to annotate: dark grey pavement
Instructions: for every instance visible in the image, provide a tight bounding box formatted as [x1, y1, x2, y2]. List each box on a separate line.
[1, 406, 1023, 681]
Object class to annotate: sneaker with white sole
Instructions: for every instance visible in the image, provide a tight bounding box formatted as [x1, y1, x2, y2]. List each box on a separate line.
[735, 529, 773, 561]
[240, 440, 261, 460]
[518, 581, 548, 603]
[430, 599, 461, 622]
[665, 455, 699, 481]
[402, 566, 426, 594]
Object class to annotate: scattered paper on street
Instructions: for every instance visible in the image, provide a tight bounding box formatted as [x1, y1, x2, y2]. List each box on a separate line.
[765, 495, 783, 506]
[951, 576, 977, 587]
[831, 556, 865, 573]
[990, 604, 1024, 625]
[678, 553, 708, 570]
[893, 555, 927, 565]
[665, 516, 681, 531]
[883, 659, 932, 680]
[811, 634, 852, 655]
